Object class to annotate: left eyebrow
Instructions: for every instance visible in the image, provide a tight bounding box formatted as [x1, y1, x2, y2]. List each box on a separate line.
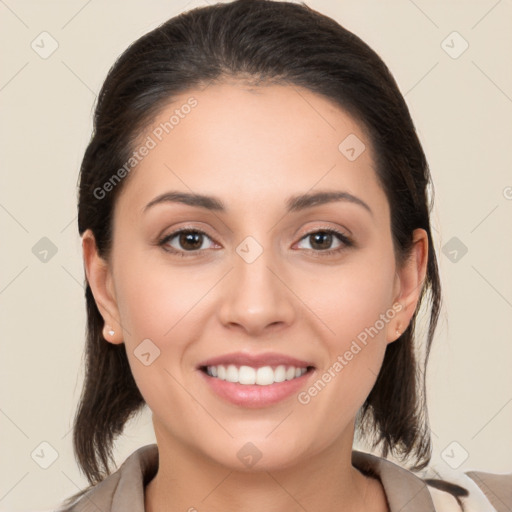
[142, 189, 373, 217]
[286, 190, 373, 217]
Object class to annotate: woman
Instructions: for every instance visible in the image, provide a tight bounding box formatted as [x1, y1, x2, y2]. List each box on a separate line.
[58, 1, 511, 511]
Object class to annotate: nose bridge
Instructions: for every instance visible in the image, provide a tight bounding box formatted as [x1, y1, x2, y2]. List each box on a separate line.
[218, 235, 295, 333]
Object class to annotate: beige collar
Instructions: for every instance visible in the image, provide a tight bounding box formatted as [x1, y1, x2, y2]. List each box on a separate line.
[75, 444, 439, 511]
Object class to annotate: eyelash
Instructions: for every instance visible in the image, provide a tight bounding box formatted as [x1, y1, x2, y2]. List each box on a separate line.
[157, 226, 354, 258]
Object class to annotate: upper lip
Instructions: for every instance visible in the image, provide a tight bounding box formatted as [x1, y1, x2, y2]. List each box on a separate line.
[197, 352, 315, 369]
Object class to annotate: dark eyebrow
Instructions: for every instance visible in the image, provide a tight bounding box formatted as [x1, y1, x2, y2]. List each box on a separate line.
[143, 190, 372, 216]
[286, 190, 372, 216]
[143, 191, 225, 213]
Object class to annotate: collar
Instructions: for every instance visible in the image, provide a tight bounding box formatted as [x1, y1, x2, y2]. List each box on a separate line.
[74, 444, 436, 512]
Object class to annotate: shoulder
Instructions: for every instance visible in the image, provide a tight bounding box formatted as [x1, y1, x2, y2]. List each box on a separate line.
[425, 468, 512, 512]
[57, 444, 159, 512]
[352, 450, 512, 512]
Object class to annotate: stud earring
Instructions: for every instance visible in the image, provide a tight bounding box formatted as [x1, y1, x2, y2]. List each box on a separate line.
[107, 326, 115, 336]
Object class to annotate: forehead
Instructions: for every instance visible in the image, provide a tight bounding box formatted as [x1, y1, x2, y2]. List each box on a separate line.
[114, 81, 388, 221]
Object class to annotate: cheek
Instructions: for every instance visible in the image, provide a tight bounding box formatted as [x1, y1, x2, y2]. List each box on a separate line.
[305, 246, 396, 349]
[114, 249, 215, 343]
[295, 247, 396, 413]
[111, 251, 220, 403]
[112, 269, 193, 421]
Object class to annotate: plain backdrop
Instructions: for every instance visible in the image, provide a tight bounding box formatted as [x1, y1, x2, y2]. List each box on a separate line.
[1, 0, 511, 510]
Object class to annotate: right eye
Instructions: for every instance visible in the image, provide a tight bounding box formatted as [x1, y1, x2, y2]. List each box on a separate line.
[158, 229, 219, 256]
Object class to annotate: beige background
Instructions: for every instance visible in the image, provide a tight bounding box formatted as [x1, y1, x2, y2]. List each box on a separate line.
[1, 0, 511, 510]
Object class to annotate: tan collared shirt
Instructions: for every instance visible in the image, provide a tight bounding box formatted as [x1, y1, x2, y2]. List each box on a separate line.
[59, 444, 512, 512]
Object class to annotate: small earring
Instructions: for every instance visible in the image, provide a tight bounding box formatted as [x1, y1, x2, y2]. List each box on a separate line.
[395, 325, 401, 337]
[107, 327, 115, 336]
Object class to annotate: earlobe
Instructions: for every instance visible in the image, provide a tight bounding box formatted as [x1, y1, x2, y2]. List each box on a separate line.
[392, 322, 402, 343]
[82, 229, 123, 345]
[386, 309, 403, 344]
[387, 228, 429, 344]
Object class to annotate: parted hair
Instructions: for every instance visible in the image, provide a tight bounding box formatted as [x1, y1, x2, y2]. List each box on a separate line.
[64, 0, 444, 506]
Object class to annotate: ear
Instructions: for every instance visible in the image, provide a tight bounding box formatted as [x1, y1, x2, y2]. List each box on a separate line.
[82, 229, 123, 345]
[387, 228, 429, 344]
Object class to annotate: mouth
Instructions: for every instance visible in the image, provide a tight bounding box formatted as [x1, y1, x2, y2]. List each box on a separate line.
[196, 352, 316, 408]
[199, 364, 315, 386]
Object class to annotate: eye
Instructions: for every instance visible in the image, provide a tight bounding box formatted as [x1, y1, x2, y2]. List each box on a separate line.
[157, 227, 354, 258]
[295, 228, 353, 255]
[158, 229, 218, 256]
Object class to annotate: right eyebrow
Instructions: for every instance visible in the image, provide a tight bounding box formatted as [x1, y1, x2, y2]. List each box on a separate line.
[143, 191, 225, 214]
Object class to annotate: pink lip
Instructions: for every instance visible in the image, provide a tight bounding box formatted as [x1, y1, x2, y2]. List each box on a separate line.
[197, 351, 315, 369]
[198, 367, 315, 408]
[196, 352, 316, 408]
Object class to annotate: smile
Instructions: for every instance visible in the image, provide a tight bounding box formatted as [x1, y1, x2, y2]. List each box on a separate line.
[203, 364, 310, 386]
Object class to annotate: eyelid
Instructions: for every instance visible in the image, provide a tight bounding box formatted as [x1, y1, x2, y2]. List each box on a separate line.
[297, 224, 351, 239]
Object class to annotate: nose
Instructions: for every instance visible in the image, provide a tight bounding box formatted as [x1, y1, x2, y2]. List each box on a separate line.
[217, 242, 296, 336]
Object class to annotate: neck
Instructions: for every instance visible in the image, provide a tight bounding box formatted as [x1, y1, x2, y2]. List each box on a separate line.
[144, 419, 388, 512]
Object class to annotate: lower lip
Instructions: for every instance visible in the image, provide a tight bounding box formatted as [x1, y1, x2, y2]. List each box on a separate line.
[198, 368, 315, 408]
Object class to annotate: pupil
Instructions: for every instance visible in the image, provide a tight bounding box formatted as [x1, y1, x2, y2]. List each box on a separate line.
[181, 232, 202, 250]
[311, 232, 331, 250]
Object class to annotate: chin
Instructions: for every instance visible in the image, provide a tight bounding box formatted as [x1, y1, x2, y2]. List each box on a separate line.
[201, 435, 312, 473]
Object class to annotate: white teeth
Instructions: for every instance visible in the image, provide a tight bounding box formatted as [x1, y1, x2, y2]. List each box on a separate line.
[205, 364, 308, 385]
[239, 365, 256, 385]
[274, 365, 286, 383]
[256, 366, 274, 385]
[225, 365, 239, 383]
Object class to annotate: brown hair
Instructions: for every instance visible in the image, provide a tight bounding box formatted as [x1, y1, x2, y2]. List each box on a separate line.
[64, 0, 444, 505]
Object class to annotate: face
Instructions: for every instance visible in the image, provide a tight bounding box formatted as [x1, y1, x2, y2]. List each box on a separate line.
[84, 81, 427, 472]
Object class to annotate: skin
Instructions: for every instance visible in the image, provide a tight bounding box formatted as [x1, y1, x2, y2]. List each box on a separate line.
[82, 81, 428, 512]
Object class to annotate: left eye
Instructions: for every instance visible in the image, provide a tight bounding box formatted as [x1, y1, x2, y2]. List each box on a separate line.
[296, 230, 350, 252]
